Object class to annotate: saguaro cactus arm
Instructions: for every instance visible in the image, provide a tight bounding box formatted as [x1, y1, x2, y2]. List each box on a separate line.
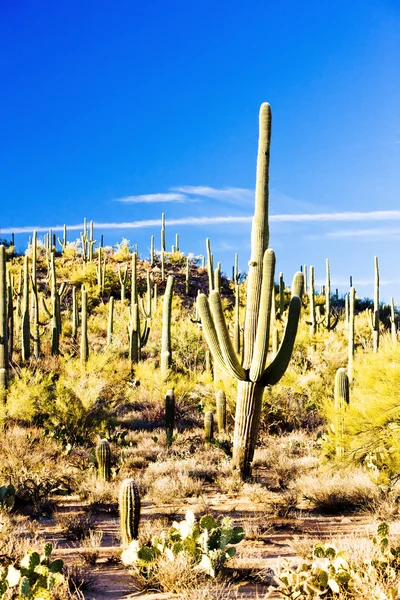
[197, 293, 246, 381]
[209, 292, 246, 380]
[249, 249, 275, 381]
[261, 295, 301, 386]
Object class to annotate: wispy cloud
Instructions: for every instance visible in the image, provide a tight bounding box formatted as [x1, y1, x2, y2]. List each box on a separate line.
[172, 186, 254, 206]
[114, 192, 187, 204]
[4, 209, 400, 236]
[270, 210, 400, 223]
[0, 215, 253, 235]
[308, 227, 400, 240]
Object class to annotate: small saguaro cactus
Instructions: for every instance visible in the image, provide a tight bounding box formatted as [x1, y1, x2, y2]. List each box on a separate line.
[216, 390, 227, 433]
[119, 478, 141, 545]
[204, 411, 214, 444]
[197, 103, 303, 478]
[334, 368, 349, 459]
[81, 287, 89, 364]
[321, 258, 339, 331]
[348, 286, 355, 383]
[95, 439, 111, 481]
[165, 388, 175, 446]
[161, 275, 174, 378]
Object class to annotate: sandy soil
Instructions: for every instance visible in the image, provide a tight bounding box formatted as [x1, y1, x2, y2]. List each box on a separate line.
[32, 485, 400, 600]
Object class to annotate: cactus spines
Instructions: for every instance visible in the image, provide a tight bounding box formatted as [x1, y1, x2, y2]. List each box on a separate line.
[204, 411, 214, 443]
[348, 286, 355, 383]
[81, 287, 89, 364]
[334, 368, 349, 459]
[197, 104, 303, 478]
[373, 256, 379, 353]
[119, 478, 141, 545]
[0, 246, 8, 390]
[216, 390, 227, 433]
[161, 275, 174, 378]
[165, 388, 175, 446]
[96, 439, 111, 481]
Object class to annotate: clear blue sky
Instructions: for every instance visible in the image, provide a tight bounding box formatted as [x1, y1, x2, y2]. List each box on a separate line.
[1, 0, 399, 301]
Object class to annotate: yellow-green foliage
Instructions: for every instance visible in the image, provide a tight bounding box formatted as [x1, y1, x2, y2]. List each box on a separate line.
[5, 369, 54, 424]
[326, 335, 400, 483]
[114, 238, 132, 262]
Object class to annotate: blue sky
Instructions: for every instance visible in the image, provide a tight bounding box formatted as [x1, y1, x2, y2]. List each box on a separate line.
[1, 0, 399, 301]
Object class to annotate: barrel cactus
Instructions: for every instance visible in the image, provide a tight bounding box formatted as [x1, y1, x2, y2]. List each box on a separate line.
[95, 439, 111, 482]
[119, 478, 141, 545]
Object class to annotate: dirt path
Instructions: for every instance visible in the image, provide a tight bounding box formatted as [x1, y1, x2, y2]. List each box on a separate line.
[34, 491, 399, 600]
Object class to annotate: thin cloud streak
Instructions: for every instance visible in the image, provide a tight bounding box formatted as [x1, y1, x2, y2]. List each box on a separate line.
[308, 227, 400, 240]
[172, 185, 254, 205]
[4, 209, 400, 235]
[114, 192, 187, 204]
[270, 210, 400, 223]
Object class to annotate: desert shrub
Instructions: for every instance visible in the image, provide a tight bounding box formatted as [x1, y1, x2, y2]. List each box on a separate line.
[56, 511, 96, 541]
[297, 469, 381, 513]
[326, 338, 400, 485]
[5, 368, 54, 424]
[0, 427, 72, 510]
[41, 353, 130, 445]
[253, 434, 318, 489]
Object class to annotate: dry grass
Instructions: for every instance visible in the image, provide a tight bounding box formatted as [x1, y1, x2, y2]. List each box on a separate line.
[77, 529, 103, 565]
[297, 469, 381, 513]
[56, 511, 96, 541]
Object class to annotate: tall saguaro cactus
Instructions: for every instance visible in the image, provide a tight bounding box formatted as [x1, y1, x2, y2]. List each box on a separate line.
[334, 368, 349, 459]
[197, 104, 303, 478]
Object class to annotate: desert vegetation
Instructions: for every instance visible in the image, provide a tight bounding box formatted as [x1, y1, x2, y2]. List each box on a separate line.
[1, 104, 400, 599]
